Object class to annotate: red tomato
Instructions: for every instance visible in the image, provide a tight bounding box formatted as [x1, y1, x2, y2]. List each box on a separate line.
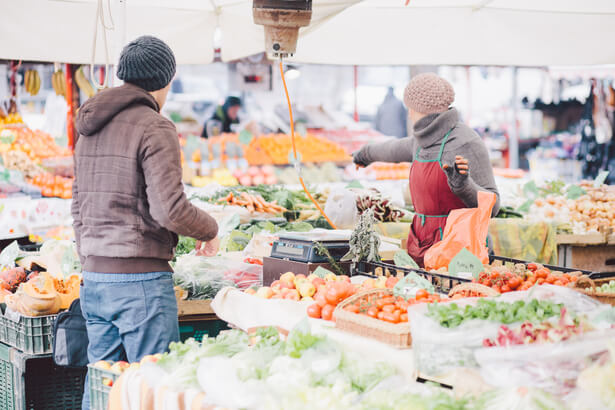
[382, 304, 396, 313]
[545, 275, 557, 284]
[377, 311, 385, 321]
[527, 263, 538, 272]
[508, 277, 521, 290]
[536, 269, 549, 279]
[536, 278, 545, 285]
[325, 286, 342, 305]
[415, 289, 429, 300]
[367, 306, 379, 318]
[501, 285, 511, 293]
[321, 304, 335, 321]
[382, 311, 400, 323]
[395, 300, 409, 312]
[553, 280, 565, 286]
[307, 304, 322, 319]
[314, 292, 327, 308]
[492, 285, 502, 293]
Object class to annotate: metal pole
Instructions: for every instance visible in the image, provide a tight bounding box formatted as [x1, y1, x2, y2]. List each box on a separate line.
[509, 66, 519, 169]
[353, 65, 359, 122]
[113, 0, 127, 85]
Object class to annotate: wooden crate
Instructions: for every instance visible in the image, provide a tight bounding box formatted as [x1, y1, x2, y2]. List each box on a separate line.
[557, 232, 608, 246]
[558, 243, 615, 273]
[177, 299, 214, 319]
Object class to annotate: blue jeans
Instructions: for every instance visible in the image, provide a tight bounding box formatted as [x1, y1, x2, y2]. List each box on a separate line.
[80, 272, 179, 410]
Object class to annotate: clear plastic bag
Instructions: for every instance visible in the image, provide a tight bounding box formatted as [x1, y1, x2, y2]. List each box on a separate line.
[173, 254, 262, 298]
[408, 285, 607, 378]
[324, 188, 359, 229]
[475, 329, 615, 396]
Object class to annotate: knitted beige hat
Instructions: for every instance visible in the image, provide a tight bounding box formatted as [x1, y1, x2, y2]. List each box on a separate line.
[404, 73, 455, 114]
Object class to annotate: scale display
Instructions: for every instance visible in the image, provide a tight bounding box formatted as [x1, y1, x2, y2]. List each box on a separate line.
[270, 235, 350, 263]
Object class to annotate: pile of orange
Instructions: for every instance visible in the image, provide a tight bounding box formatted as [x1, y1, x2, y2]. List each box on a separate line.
[367, 162, 411, 180]
[3, 125, 71, 162]
[248, 133, 350, 165]
[28, 173, 73, 199]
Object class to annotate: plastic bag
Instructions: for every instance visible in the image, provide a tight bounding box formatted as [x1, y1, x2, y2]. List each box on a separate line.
[324, 188, 358, 229]
[173, 253, 261, 298]
[475, 329, 615, 396]
[408, 285, 607, 378]
[424, 191, 496, 271]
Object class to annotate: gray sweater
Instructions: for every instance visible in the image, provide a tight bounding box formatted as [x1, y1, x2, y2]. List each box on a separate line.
[354, 108, 500, 216]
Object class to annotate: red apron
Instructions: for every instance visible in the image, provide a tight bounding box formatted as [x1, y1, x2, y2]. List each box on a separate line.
[407, 128, 466, 267]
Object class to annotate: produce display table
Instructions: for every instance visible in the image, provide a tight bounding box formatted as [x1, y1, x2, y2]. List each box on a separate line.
[211, 287, 416, 381]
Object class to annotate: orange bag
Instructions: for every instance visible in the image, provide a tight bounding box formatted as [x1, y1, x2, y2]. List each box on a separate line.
[424, 191, 497, 271]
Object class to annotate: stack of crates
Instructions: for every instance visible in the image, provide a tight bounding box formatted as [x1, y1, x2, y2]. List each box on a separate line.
[87, 364, 120, 410]
[0, 307, 86, 410]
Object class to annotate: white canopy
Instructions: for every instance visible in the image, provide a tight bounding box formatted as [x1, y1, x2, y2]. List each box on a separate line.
[2, 0, 615, 66]
[1, 0, 358, 65]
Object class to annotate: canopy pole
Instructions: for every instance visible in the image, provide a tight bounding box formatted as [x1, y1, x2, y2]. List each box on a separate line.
[113, 0, 127, 85]
[65, 64, 75, 150]
[353, 65, 359, 122]
[465, 66, 472, 125]
[509, 66, 519, 169]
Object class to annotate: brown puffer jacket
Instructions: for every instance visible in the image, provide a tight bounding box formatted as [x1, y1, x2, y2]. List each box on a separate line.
[72, 83, 218, 274]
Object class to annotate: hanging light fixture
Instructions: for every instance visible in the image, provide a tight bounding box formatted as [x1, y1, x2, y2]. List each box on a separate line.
[252, 0, 312, 58]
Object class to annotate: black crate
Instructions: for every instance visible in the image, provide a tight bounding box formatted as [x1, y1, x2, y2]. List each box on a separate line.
[489, 255, 594, 275]
[352, 260, 471, 294]
[0, 342, 86, 410]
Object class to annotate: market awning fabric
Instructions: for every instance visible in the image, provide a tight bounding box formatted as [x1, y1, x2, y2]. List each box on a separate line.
[286, 0, 615, 66]
[2, 0, 615, 66]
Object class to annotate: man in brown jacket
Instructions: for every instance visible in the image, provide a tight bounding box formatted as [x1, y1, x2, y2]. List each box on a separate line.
[72, 36, 219, 410]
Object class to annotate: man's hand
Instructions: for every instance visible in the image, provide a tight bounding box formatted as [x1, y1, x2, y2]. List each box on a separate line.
[195, 236, 220, 257]
[443, 155, 470, 186]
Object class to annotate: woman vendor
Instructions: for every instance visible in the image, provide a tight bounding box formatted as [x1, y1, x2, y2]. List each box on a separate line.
[353, 73, 500, 266]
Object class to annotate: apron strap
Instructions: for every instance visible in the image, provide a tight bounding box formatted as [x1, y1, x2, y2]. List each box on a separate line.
[436, 128, 454, 167]
[416, 213, 449, 226]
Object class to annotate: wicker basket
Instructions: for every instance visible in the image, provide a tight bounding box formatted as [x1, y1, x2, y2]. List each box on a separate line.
[334, 288, 411, 349]
[448, 283, 499, 298]
[572, 276, 615, 306]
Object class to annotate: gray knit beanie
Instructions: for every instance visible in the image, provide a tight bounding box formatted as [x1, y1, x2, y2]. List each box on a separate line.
[117, 36, 176, 92]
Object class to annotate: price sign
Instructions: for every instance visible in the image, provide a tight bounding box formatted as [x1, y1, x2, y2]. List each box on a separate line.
[238, 130, 254, 145]
[449, 248, 484, 279]
[594, 170, 609, 188]
[393, 250, 419, 270]
[312, 266, 334, 278]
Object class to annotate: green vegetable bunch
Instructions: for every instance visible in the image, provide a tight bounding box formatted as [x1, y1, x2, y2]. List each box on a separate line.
[427, 299, 563, 328]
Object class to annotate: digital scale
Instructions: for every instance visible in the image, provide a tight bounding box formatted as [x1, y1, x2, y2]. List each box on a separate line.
[270, 231, 351, 263]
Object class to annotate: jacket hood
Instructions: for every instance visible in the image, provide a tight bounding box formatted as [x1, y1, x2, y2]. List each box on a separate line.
[76, 83, 159, 136]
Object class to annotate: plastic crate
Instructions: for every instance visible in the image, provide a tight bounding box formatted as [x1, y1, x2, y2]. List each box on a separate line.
[489, 255, 593, 275]
[179, 318, 228, 342]
[0, 342, 86, 410]
[88, 364, 120, 410]
[353, 261, 471, 294]
[0, 306, 56, 355]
